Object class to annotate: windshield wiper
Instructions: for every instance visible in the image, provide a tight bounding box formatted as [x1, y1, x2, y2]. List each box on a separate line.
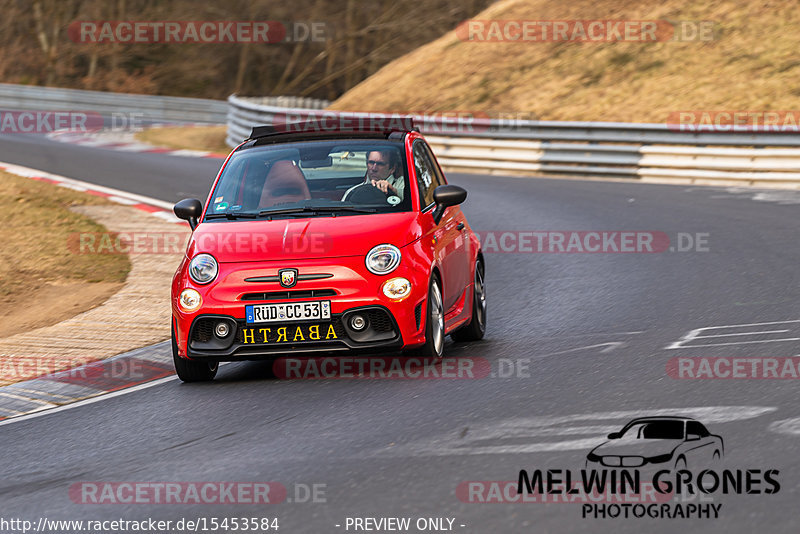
[204, 212, 259, 220]
[257, 206, 377, 218]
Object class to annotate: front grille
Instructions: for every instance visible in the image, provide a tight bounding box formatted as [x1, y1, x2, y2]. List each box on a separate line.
[244, 273, 334, 283]
[191, 318, 215, 343]
[241, 289, 337, 301]
[366, 308, 394, 333]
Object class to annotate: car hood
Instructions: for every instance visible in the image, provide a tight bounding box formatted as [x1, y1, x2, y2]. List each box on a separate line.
[187, 212, 422, 262]
[590, 439, 683, 458]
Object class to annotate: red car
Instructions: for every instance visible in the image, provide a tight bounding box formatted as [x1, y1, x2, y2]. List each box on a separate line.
[170, 122, 486, 381]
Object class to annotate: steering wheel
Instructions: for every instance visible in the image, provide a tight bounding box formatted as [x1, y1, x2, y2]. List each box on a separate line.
[346, 182, 391, 204]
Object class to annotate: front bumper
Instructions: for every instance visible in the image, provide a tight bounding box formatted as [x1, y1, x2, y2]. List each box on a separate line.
[185, 305, 404, 360]
[172, 254, 430, 360]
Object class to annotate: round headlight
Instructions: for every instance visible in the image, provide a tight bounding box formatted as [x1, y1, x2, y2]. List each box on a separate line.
[179, 288, 202, 312]
[189, 253, 218, 284]
[366, 244, 401, 275]
[382, 277, 412, 300]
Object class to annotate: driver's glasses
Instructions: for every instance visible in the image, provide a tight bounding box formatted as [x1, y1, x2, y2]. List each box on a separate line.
[367, 160, 388, 167]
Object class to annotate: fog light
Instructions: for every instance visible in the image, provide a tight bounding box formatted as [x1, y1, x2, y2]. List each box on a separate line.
[179, 288, 202, 312]
[382, 277, 411, 300]
[350, 314, 367, 331]
[215, 322, 230, 338]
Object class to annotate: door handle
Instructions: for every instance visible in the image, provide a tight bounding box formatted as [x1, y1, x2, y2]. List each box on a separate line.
[456, 222, 465, 231]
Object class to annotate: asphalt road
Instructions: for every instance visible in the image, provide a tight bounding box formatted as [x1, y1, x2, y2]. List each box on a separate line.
[1, 133, 800, 533]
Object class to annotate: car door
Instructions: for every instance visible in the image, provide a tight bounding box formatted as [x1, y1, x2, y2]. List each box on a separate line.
[413, 140, 469, 312]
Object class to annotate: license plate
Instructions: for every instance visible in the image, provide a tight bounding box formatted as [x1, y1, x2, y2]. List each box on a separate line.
[245, 301, 331, 324]
[241, 323, 339, 344]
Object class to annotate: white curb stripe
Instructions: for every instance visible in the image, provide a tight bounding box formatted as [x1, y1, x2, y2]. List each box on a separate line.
[46, 128, 228, 160]
[0, 161, 184, 224]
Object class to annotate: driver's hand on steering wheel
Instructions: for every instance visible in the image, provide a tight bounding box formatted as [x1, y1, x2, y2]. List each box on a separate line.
[371, 179, 396, 195]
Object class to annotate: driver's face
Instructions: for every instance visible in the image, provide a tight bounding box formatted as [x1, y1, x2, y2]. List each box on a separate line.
[366, 151, 393, 181]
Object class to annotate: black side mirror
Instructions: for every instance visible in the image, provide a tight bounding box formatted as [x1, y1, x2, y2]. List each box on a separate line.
[607, 432, 621, 440]
[431, 185, 467, 224]
[174, 198, 203, 230]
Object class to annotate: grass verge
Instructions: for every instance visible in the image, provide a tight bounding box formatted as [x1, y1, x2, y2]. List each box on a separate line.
[135, 125, 230, 154]
[0, 171, 131, 338]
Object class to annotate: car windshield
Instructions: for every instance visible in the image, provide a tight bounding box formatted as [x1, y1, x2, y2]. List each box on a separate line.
[620, 420, 684, 440]
[205, 139, 411, 220]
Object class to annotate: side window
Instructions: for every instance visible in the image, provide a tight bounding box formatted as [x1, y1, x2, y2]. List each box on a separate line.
[420, 141, 446, 188]
[413, 141, 445, 209]
[686, 421, 709, 437]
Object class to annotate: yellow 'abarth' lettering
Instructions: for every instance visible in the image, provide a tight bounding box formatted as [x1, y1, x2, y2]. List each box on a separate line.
[243, 329, 254, 344]
[276, 327, 287, 343]
[293, 326, 305, 341]
[259, 328, 270, 343]
[326, 324, 337, 339]
[308, 325, 320, 340]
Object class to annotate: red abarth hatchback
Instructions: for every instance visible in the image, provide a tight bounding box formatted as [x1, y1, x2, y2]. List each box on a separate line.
[171, 122, 486, 381]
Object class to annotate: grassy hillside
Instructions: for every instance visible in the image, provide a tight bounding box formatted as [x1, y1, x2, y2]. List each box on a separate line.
[331, 0, 800, 122]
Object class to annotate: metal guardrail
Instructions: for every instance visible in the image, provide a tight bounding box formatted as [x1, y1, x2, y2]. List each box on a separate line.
[226, 95, 800, 187]
[0, 83, 227, 124]
[226, 95, 330, 147]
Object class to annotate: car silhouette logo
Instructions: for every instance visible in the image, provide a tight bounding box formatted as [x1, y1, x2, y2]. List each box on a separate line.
[279, 268, 298, 288]
[585, 416, 724, 470]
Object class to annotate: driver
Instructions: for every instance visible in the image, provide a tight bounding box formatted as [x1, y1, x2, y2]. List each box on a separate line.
[342, 149, 404, 201]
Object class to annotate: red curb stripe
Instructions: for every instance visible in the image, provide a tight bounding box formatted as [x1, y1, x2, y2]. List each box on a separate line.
[132, 203, 163, 213]
[84, 189, 112, 199]
[30, 176, 60, 184]
[48, 129, 232, 160]
[96, 142, 128, 149]
[8, 169, 174, 219]
[41, 358, 175, 393]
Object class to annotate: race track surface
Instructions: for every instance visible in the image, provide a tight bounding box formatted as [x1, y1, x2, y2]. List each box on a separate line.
[1, 132, 799, 533]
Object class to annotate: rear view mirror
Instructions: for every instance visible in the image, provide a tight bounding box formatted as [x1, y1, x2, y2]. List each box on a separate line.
[300, 156, 333, 168]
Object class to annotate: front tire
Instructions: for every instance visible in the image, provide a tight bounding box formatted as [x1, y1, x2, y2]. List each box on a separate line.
[416, 276, 445, 359]
[451, 258, 486, 342]
[172, 323, 218, 382]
